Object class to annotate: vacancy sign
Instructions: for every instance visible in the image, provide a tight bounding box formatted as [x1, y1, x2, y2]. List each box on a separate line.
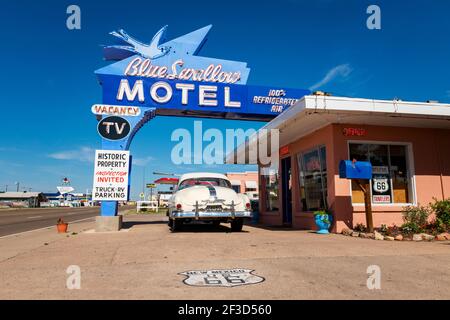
[92, 150, 130, 201]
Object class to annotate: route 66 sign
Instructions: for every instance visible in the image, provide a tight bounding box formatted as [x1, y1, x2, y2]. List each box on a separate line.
[373, 178, 389, 193]
[179, 269, 265, 287]
[372, 167, 391, 203]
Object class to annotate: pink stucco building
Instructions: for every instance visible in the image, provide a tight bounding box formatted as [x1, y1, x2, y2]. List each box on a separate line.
[226, 171, 259, 199]
[235, 95, 450, 233]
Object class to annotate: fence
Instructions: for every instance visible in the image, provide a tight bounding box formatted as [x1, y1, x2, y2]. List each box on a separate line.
[136, 200, 159, 213]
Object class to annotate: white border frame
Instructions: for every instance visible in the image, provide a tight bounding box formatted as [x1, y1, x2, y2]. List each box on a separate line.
[346, 140, 417, 206]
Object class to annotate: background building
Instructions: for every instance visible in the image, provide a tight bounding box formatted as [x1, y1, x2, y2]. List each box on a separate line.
[0, 192, 47, 208]
[226, 171, 259, 200]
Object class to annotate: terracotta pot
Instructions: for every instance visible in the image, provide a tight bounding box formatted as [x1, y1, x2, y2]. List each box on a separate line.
[57, 223, 68, 233]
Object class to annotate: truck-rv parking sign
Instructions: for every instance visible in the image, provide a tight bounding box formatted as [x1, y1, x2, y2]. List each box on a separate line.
[92, 150, 130, 201]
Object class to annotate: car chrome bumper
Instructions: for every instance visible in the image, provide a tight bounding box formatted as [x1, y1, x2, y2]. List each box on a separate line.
[170, 211, 252, 219]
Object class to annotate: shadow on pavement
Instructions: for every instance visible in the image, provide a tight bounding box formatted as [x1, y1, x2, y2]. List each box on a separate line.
[247, 223, 308, 232]
[174, 223, 249, 233]
[122, 220, 168, 229]
[122, 219, 249, 233]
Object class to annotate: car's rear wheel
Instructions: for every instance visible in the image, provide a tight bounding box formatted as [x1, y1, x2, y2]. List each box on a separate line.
[230, 218, 243, 232]
[169, 219, 183, 232]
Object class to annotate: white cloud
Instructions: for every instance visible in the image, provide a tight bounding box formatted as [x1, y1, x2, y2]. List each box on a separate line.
[48, 147, 95, 162]
[133, 156, 154, 166]
[309, 64, 352, 91]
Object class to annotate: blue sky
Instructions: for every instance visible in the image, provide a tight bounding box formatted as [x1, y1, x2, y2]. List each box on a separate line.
[0, 0, 449, 199]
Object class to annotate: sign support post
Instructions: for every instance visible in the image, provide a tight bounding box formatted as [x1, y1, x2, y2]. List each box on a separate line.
[355, 179, 374, 233]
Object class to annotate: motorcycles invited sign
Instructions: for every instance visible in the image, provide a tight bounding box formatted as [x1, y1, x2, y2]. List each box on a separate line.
[179, 269, 265, 287]
[92, 150, 130, 201]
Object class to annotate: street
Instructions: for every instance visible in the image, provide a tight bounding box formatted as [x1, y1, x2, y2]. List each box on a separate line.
[0, 206, 128, 237]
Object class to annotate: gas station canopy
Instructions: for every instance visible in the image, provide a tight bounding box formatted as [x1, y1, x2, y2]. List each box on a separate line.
[154, 178, 179, 185]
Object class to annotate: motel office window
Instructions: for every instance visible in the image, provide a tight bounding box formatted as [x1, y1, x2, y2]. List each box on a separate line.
[349, 143, 412, 204]
[297, 146, 328, 211]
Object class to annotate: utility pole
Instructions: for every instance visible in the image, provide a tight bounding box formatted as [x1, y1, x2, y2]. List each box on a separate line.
[15, 182, 19, 192]
[5, 185, 7, 192]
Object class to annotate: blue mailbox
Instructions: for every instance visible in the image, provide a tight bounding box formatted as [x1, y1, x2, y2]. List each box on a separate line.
[339, 160, 372, 180]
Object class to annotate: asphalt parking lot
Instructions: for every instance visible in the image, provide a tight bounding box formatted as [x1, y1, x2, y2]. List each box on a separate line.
[1, 212, 450, 299]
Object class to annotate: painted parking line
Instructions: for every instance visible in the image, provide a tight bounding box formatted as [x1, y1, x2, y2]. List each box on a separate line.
[27, 216, 43, 219]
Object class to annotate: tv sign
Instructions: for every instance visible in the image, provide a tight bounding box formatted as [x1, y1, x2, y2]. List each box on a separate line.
[97, 116, 131, 141]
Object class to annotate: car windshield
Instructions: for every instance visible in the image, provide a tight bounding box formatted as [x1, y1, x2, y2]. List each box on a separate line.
[178, 178, 232, 190]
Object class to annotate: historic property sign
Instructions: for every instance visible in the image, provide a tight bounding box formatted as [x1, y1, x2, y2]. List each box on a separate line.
[92, 150, 130, 201]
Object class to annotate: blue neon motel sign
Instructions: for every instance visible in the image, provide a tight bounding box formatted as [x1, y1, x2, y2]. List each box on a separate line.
[94, 25, 310, 216]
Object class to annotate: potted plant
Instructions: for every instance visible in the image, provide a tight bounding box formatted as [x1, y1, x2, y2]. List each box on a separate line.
[313, 210, 333, 234]
[56, 218, 68, 233]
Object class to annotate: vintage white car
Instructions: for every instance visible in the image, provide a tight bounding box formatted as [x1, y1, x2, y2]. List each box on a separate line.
[167, 172, 252, 232]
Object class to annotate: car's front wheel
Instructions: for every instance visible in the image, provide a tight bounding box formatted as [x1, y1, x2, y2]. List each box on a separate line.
[230, 218, 243, 232]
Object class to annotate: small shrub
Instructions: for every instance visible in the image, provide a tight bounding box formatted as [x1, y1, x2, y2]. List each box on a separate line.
[380, 224, 388, 233]
[430, 198, 450, 230]
[425, 221, 445, 235]
[401, 222, 422, 235]
[354, 223, 366, 232]
[402, 205, 430, 228]
[385, 225, 400, 236]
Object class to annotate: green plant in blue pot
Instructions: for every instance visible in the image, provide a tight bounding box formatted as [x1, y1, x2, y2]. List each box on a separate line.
[313, 210, 333, 234]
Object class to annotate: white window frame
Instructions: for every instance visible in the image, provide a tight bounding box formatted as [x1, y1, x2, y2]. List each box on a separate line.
[347, 140, 417, 206]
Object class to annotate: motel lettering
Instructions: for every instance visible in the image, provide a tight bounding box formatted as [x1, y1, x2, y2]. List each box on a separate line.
[116, 78, 241, 107]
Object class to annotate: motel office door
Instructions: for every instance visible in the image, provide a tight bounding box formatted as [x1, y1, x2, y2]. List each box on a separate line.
[281, 157, 292, 225]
